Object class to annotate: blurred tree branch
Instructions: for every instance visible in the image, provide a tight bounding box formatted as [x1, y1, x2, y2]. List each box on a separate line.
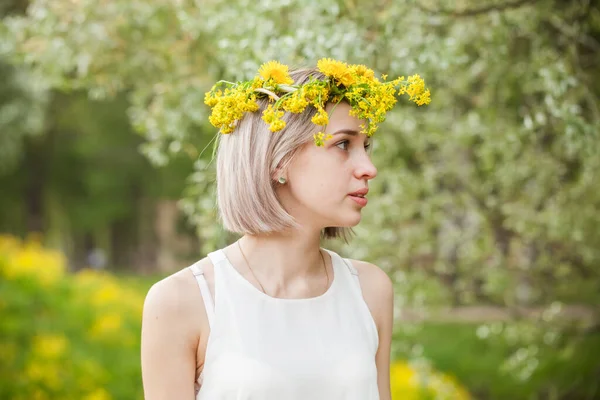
[414, 0, 536, 18]
[546, 14, 600, 52]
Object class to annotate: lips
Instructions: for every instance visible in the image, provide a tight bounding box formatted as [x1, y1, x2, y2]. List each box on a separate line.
[348, 188, 369, 207]
[348, 188, 369, 197]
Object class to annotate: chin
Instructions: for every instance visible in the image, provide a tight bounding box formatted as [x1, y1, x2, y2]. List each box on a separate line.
[334, 212, 363, 227]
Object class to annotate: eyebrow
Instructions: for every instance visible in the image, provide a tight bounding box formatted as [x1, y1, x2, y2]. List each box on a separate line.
[332, 129, 360, 136]
[331, 129, 372, 144]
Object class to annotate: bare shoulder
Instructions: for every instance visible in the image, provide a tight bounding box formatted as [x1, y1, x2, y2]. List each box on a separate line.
[144, 267, 195, 317]
[344, 258, 394, 329]
[347, 258, 393, 296]
[141, 258, 215, 398]
[142, 257, 215, 337]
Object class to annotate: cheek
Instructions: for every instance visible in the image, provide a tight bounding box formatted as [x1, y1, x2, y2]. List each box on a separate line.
[287, 150, 348, 202]
[290, 166, 344, 204]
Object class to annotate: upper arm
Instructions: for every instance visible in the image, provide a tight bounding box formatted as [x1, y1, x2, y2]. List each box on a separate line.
[141, 274, 201, 400]
[352, 260, 394, 400]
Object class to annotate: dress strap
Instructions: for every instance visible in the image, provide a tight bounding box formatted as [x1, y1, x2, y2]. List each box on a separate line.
[339, 256, 361, 288]
[207, 249, 227, 265]
[189, 262, 215, 327]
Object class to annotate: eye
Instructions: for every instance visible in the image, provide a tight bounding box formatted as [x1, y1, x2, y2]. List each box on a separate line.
[335, 140, 350, 151]
[335, 140, 372, 152]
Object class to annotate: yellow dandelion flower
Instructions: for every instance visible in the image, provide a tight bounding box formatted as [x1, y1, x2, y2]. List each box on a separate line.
[317, 58, 356, 87]
[258, 61, 294, 85]
[350, 64, 376, 81]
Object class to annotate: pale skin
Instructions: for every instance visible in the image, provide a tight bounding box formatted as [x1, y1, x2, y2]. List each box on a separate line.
[141, 102, 394, 400]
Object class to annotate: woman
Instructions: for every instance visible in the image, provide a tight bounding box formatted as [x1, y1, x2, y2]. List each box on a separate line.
[141, 59, 430, 400]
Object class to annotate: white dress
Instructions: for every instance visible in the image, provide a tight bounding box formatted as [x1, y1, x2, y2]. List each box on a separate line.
[189, 248, 380, 400]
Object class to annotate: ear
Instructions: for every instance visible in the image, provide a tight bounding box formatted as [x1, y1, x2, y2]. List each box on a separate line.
[271, 166, 287, 183]
[271, 150, 296, 183]
[271, 157, 289, 182]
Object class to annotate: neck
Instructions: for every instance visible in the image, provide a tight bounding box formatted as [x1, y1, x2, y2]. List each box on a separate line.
[226, 227, 330, 293]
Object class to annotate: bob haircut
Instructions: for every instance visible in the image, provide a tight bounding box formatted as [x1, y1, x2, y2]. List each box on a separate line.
[215, 68, 354, 241]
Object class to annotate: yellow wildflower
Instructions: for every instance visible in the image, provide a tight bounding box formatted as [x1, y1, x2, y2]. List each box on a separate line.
[415, 89, 431, 106]
[0, 234, 21, 252]
[32, 334, 68, 359]
[350, 64, 376, 82]
[313, 132, 333, 146]
[26, 362, 62, 390]
[390, 361, 471, 400]
[261, 104, 286, 132]
[269, 119, 286, 132]
[203, 88, 222, 107]
[329, 94, 343, 104]
[250, 77, 264, 90]
[2, 237, 66, 286]
[391, 76, 405, 86]
[82, 388, 112, 400]
[303, 83, 329, 104]
[311, 106, 329, 126]
[258, 60, 294, 85]
[203, 58, 431, 141]
[261, 104, 283, 123]
[91, 283, 120, 307]
[90, 313, 123, 337]
[405, 74, 426, 101]
[207, 87, 259, 134]
[317, 58, 356, 87]
[282, 91, 309, 113]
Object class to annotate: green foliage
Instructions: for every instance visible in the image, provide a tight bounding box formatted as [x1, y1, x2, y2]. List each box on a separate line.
[0, 0, 47, 173]
[0, 235, 145, 400]
[0, 90, 196, 265]
[394, 322, 600, 399]
[0, 60, 47, 173]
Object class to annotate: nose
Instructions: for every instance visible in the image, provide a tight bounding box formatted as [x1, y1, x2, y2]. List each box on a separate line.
[353, 152, 378, 181]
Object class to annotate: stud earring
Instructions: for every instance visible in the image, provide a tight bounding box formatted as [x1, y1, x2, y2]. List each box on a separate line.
[278, 177, 287, 184]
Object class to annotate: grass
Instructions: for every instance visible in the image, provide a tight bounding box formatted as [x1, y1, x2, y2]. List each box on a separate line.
[394, 322, 600, 399]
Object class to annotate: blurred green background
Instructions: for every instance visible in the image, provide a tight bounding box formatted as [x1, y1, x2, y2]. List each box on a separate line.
[1, 0, 599, 399]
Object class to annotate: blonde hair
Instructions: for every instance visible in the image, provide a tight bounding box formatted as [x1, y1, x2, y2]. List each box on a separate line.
[215, 68, 353, 241]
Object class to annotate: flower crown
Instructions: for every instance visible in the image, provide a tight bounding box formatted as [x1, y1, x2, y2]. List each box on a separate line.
[204, 58, 431, 146]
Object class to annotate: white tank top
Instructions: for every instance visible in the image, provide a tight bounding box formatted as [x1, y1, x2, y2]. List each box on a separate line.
[189, 248, 380, 400]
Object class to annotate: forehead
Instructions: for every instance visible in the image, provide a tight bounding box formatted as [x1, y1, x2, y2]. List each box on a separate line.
[324, 102, 369, 140]
[325, 102, 364, 132]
